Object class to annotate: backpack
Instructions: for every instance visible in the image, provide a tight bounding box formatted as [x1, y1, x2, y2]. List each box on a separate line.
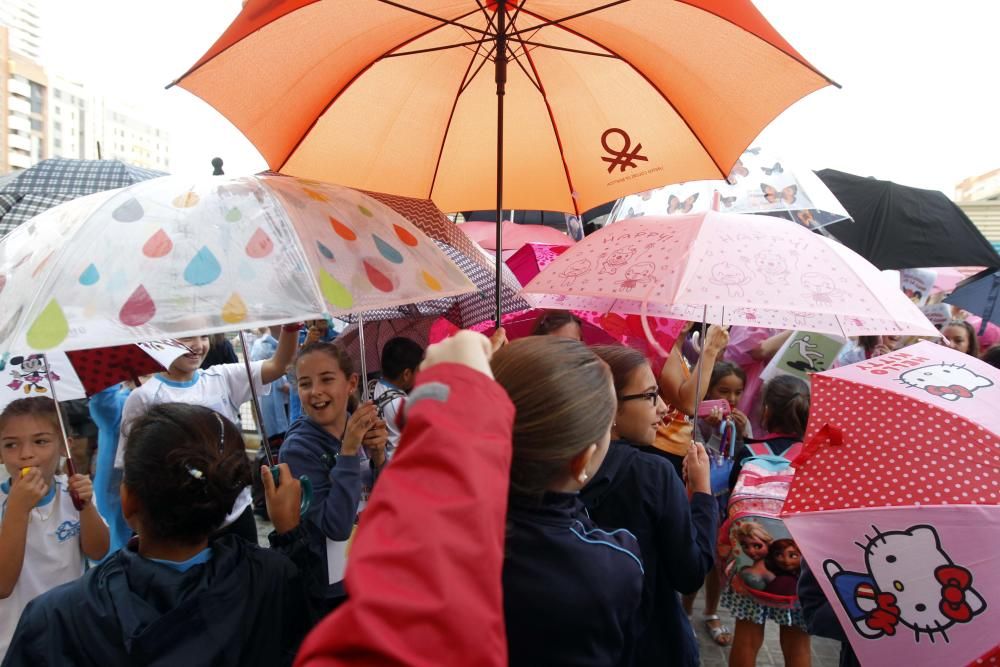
[718, 440, 803, 609]
[367, 378, 406, 421]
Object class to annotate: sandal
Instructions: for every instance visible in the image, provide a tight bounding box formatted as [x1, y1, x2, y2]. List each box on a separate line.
[703, 614, 733, 646]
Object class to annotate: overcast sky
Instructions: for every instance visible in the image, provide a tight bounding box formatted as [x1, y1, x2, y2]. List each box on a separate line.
[42, 0, 1000, 199]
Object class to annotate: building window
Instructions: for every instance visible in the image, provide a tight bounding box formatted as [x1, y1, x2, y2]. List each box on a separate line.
[54, 121, 62, 131]
[30, 119, 42, 131]
[54, 89, 62, 99]
[54, 138, 62, 149]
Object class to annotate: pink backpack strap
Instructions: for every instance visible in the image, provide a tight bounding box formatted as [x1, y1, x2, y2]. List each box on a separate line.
[745, 442, 775, 457]
[784, 442, 804, 462]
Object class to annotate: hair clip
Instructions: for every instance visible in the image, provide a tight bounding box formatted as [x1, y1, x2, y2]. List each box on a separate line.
[186, 465, 204, 480]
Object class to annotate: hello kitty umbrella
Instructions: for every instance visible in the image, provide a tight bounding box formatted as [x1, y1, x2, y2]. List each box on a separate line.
[521, 212, 940, 338]
[781, 341, 1000, 666]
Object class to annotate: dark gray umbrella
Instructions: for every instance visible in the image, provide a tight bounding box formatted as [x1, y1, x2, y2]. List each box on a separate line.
[945, 269, 1000, 333]
[0, 158, 166, 236]
[817, 168, 1000, 270]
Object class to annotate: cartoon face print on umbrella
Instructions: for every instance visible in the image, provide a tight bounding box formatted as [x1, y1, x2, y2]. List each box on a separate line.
[754, 250, 793, 285]
[615, 262, 656, 292]
[802, 272, 841, 305]
[6, 354, 57, 394]
[898, 363, 994, 401]
[711, 262, 752, 297]
[823, 524, 986, 643]
[598, 247, 637, 275]
[559, 258, 592, 287]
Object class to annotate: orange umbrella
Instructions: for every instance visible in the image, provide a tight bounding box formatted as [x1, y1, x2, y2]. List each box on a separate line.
[172, 0, 835, 320]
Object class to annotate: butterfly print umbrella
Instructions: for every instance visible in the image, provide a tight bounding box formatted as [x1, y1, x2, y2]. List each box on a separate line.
[782, 342, 1000, 666]
[172, 0, 835, 322]
[608, 145, 851, 230]
[521, 211, 939, 337]
[0, 174, 474, 356]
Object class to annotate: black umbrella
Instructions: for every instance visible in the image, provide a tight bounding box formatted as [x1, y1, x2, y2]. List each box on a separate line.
[816, 169, 1000, 270]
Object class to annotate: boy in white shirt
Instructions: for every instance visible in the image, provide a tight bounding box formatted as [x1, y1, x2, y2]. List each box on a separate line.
[368, 337, 425, 453]
[115, 326, 299, 539]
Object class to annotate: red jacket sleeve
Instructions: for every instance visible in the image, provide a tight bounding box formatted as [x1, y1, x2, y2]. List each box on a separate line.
[294, 363, 514, 667]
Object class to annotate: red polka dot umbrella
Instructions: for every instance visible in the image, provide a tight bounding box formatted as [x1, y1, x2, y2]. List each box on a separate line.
[782, 341, 1000, 666]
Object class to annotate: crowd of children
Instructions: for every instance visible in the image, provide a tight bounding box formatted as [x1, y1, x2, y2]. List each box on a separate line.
[1, 302, 998, 666]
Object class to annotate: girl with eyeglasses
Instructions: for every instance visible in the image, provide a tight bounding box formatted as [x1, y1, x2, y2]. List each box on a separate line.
[580, 346, 717, 667]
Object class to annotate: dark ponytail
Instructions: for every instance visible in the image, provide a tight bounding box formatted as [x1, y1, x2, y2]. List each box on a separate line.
[123, 403, 252, 544]
[761, 375, 810, 439]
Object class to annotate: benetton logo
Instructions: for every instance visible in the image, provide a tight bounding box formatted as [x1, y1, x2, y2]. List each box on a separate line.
[601, 128, 647, 173]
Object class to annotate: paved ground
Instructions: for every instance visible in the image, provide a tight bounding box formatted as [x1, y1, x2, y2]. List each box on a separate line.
[260, 516, 841, 666]
[692, 588, 842, 666]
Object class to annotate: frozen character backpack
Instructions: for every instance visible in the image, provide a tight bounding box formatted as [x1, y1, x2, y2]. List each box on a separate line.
[719, 441, 804, 609]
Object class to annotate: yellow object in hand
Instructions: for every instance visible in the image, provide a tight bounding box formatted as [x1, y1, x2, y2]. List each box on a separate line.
[20, 467, 31, 478]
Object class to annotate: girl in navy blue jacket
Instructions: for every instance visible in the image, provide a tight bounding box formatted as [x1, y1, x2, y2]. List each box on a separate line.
[582, 346, 718, 667]
[4, 403, 317, 667]
[279, 342, 389, 611]
[492, 337, 644, 667]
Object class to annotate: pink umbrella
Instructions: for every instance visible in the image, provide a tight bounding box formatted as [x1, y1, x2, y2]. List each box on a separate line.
[931, 267, 969, 294]
[521, 212, 940, 338]
[459, 221, 572, 261]
[783, 341, 1000, 665]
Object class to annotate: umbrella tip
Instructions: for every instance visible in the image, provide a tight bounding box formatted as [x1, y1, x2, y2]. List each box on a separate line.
[211, 157, 224, 175]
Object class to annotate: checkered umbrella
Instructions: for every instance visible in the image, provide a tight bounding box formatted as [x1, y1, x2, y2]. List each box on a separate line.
[0, 158, 166, 236]
[270, 183, 530, 328]
[340, 239, 530, 328]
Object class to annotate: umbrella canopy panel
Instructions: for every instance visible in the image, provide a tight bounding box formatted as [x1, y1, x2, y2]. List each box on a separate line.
[817, 168, 1000, 270]
[175, 0, 834, 214]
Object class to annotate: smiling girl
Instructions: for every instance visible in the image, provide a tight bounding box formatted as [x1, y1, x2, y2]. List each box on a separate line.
[279, 342, 389, 612]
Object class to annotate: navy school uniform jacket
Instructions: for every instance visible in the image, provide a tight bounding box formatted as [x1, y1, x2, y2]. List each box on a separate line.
[503, 492, 644, 667]
[580, 440, 719, 667]
[3, 532, 317, 667]
[279, 415, 367, 601]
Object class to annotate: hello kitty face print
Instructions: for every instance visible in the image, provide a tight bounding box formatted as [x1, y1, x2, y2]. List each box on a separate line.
[899, 363, 994, 401]
[824, 524, 986, 643]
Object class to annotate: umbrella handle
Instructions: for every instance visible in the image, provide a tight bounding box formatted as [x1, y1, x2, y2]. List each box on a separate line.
[269, 465, 313, 517]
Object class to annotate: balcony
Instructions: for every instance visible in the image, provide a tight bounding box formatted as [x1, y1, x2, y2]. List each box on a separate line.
[7, 114, 30, 133]
[8, 151, 32, 169]
[8, 96, 30, 115]
[7, 78, 31, 98]
[7, 133, 30, 151]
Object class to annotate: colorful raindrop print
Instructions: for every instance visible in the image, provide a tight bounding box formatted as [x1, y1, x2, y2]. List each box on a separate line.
[221, 293, 248, 324]
[329, 216, 357, 241]
[373, 234, 404, 264]
[112, 198, 144, 222]
[363, 259, 395, 293]
[120, 285, 156, 326]
[246, 228, 274, 258]
[26, 299, 70, 349]
[317, 241, 335, 261]
[31, 252, 53, 278]
[393, 224, 418, 247]
[319, 270, 353, 309]
[225, 208, 242, 222]
[358, 204, 373, 217]
[79, 264, 100, 286]
[142, 229, 173, 258]
[422, 270, 443, 291]
[184, 246, 222, 286]
[303, 188, 329, 202]
[172, 191, 200, 208]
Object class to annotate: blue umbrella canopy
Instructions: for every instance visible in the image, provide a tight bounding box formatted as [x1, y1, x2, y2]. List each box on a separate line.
[946, 269, 1000, 332]
[0, 158, 166, 236]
